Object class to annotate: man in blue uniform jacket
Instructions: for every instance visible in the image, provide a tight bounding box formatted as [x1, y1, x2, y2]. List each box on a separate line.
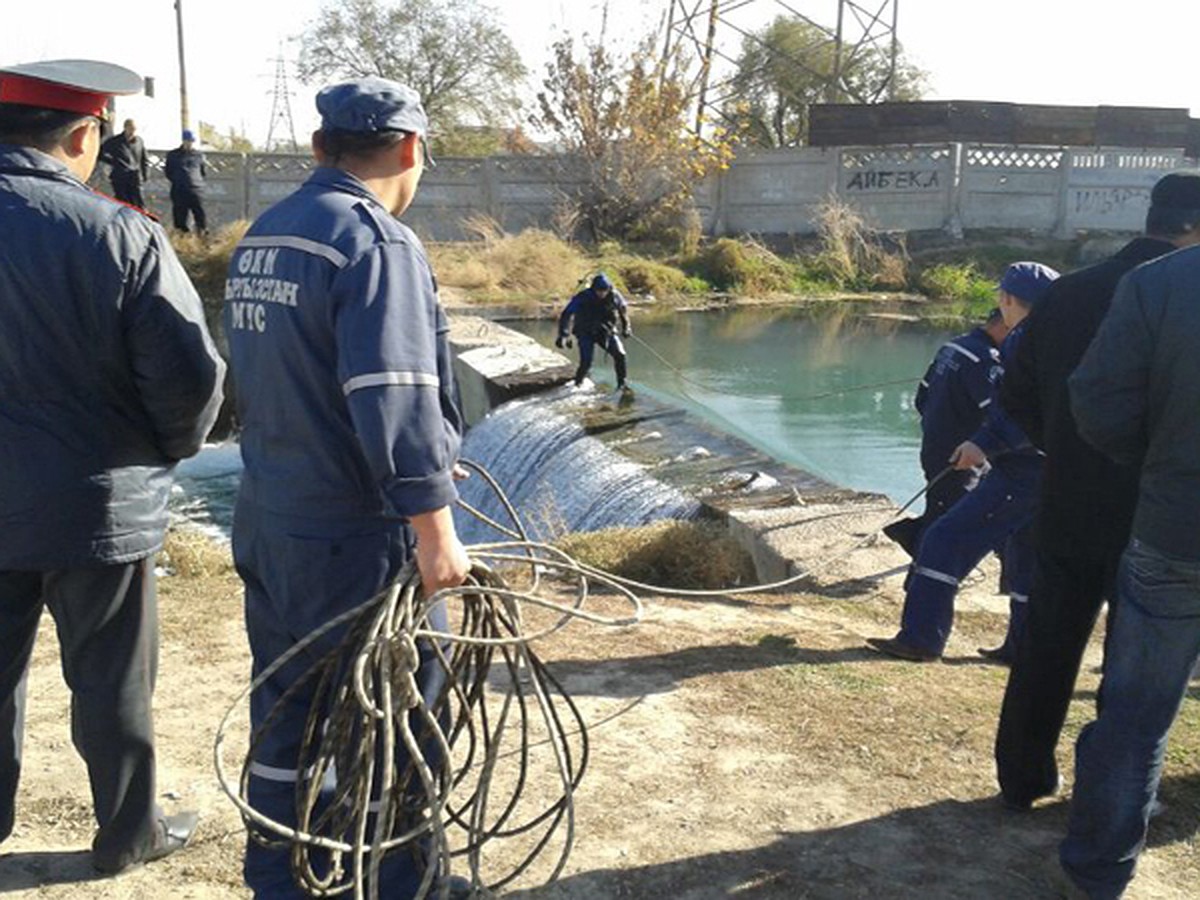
[868, 262, 1058, 663]
[556, 272, 632, 390]
[884, 308, 1009, 556]
[164, 128, 207, 233]
[0, 59, 224, 873]
[224, 77, 473, 899]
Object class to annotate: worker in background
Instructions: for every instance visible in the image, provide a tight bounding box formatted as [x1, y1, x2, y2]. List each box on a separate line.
[99, 116, 147, 207]
[884, 307, 1009, 556]
[556, 272, 632, 391]
[164, 128, 207, 233]
[867, 262, 1058, 663]
[0, 59, 223, 873]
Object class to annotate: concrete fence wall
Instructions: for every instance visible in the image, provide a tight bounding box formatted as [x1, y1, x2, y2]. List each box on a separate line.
[135, 142, 1195, 239]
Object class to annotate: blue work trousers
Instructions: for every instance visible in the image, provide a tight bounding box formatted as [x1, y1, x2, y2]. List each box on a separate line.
[232, 500, 448, 899]
[1060, 539, 1200, 900]
[898, 461, 1040, 656]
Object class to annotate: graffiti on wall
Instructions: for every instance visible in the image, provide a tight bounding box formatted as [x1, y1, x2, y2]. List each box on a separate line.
[843, 169, 941, 191]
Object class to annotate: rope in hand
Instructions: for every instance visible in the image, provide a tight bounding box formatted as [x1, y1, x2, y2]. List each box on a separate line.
[213, 454, 955, 899]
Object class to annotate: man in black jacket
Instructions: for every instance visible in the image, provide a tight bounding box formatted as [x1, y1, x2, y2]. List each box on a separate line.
[994, 172, 1200, 812]
[99, 116, 148, 206]
[164, 128, 207, 233]
[1059, 208, 1200, 900]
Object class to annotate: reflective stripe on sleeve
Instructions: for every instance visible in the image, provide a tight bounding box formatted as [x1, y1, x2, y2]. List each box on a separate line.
[944, 342, 980, 364]
[238, 235, 350, 269]
[1010, 593, 1029, 604]
[912, 566, 960, 587]
[342, 371, 441, 396]
[979, 398, 992, 408]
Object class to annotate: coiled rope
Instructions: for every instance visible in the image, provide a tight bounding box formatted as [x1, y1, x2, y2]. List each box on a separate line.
[214, 456, 951, 899]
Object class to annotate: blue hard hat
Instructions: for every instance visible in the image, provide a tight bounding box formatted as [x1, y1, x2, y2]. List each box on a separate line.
[181, 129, 196, 142]
[591, 273, 612, 291]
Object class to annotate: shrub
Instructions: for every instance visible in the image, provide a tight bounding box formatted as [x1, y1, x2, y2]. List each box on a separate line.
[617, 258, 708, 296]
[160, 525, 232, 578]
[811, 194, 908, 290]
[170, 220, 250, 303]
[555, 520, 756, 590]
[917, 263, 995, 305]
[685, 237, 797, 295]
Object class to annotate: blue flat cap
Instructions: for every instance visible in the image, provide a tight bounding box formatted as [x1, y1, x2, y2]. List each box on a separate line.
[592, 272, 612, 290]
[317, 77, 428, 136]
[998, 261, 1059, 305]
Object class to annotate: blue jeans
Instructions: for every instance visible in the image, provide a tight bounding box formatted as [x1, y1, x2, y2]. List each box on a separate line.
[1060, 539, 1200, 899]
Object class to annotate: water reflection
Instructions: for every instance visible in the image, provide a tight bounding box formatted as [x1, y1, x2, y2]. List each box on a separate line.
[513, 308, 957, 503]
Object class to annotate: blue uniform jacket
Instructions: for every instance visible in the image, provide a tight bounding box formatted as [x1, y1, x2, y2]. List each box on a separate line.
[0, 144, 225, 568]
[558, 287, 630, 340]
[914, 326, 998, 476]
[969, 321, 1039, 468]
[224, 166, 462, 522]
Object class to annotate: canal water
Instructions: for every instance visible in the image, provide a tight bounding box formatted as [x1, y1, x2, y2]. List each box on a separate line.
[174, 308, 960, 537]
[512, 307, 958, 504]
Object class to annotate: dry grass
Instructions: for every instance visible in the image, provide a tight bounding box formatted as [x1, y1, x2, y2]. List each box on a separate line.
[170, 220, 250, 303]
[160, 525, 233, 579]
[428, 217, 590, 300]
[555, 520, 757, 590]
[811, 194, 909, 291]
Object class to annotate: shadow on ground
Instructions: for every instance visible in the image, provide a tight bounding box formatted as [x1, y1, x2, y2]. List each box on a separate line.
[505, 796, 1068, 899]
[0, 849, 101, 892]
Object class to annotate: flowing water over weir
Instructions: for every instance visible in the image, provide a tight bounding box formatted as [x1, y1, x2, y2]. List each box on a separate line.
[454, 384, 842, 545]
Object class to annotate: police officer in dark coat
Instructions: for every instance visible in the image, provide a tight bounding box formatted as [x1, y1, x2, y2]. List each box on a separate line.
[556, 272, 632, 390]
[993, 172, 1200, 811]
[224, 77, 473, 899]
[99, 116, 148, 207]
[884, 309, 1009, 556]
[164, 128, 207, 232]
[0, 60, 224, 873]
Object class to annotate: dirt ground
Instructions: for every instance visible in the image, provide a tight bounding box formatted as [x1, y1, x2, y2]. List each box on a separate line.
[2, 511, 1198, 900]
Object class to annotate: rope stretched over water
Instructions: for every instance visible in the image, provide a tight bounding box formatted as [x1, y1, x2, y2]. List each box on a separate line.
[627, 331, 918, 403]
[213, 457, 951, 899]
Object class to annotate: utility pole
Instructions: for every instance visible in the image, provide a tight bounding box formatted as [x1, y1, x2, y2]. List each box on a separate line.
[175, 0, 190, 133]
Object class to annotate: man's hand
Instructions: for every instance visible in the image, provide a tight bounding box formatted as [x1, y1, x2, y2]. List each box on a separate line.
[555, 335, 569, 349]
[409, 506, 471, 595]
[622, 327, 631, 338]
[949, 440, 988, 471]
[451, 463, 470, 481]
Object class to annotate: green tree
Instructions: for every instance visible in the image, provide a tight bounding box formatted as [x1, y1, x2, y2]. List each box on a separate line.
[533, 38, 735, 247]
[726, 17, 927, 148]
[296, 0, 526, 147]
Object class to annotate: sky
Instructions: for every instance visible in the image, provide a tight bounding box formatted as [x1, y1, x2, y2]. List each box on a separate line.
[2, 1, 1198, 149]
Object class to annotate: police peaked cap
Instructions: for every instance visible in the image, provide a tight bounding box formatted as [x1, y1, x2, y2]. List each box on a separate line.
[0, 59, 142, 118]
